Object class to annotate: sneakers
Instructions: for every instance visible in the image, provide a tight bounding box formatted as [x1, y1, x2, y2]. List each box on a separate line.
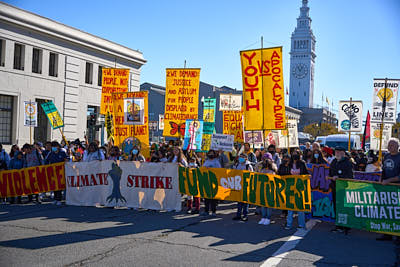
[263, 218, 271, 225]
[297, 226, 306, 231]
[241, 216, 248, 222]
[258, 218, 266, 225]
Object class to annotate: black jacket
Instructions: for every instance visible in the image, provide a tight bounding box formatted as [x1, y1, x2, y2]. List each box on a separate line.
[329, 157, 354, 179]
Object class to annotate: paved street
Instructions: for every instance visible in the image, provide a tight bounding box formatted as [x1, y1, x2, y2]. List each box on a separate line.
[0, 201, 398, 267]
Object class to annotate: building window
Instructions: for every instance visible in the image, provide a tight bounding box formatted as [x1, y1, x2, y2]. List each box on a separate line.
[0, 39, 5, 67]
[13, 43, 25, 70]
[85, 62, 93, 84]
[49, 52, 58, 77]
[98, 65, 103, 86]
[32, 48, 42, 74]
[0, 95, 13, 144]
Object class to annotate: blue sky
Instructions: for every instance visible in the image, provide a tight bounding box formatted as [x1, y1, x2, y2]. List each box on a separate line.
[6, 0, 400, 118]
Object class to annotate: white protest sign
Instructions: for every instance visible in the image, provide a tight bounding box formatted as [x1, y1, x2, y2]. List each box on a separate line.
[24, 101, 38, 127]
[219, 94, 242, 111]
[371, 79, 399, 124]
[338, 100, 363, 132]
[370, 122, 392, 151]
[210, 134, 234, 151]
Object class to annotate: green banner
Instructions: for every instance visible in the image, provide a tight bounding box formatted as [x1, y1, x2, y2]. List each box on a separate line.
[41, 101, 64, 129]
[336, 179, 400, 236]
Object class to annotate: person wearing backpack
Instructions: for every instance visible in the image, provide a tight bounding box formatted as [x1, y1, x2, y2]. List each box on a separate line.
[232, 153, 253, 221]
[22, 143, 43, 203]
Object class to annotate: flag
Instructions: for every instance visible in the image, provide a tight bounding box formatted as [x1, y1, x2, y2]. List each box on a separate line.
[326, 97, 330, 105]
[362, 111, 371, 150]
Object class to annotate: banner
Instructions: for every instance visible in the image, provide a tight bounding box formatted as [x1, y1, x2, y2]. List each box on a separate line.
[354, 171, 381, 182]
[210, 134, 234, 152]
[203, 98, 216, 123]
[66, 161, 181, 211]
[0, 162, 65, 197]
[244, 131, 263, 144]
[219, 94, 242, 111]
[338, 100, 363, 132]
[306, 164, 335, 222]
[370, 122, 392, 151]
[123, 97, 145, 125]
[40, 101, 64, 129]
[240, 47, 285, 130]
[336, 179, 400, 236]
[223, 110, 244, 142]
[100, 68, 129, 115]
[158, 114, 164, 130]
[24, 101, 38, 127]
[163, 68, 200, 137]
[183, 120, 203, 151]
[112, 91, 149, 159]
[371, 79, 399, 124]
[278, 119, 299, 148]
[179, 166, 311, 212]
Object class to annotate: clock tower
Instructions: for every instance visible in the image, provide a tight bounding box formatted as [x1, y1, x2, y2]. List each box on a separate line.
[289, 0, 316, 109]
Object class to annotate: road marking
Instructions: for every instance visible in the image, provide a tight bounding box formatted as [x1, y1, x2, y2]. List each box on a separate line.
[260, 219, 318, 267]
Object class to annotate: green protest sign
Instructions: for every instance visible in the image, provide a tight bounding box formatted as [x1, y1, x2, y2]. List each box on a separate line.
[41, 101, 64, 129]
[336, 179, 400, 236]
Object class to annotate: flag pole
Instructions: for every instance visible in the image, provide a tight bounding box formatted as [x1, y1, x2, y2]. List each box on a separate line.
[348, 97, 352, 152]
[378, 78, 388, 164]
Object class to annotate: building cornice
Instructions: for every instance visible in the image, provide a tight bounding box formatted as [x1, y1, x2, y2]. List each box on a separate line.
[0, 2, 146, 66]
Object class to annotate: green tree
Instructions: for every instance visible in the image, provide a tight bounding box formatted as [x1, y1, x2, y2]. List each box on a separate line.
[303, 123, 338, 138]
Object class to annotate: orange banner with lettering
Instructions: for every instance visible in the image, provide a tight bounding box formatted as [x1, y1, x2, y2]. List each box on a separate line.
[163, 68, 200, 137]
[240, 47, 285, 130]
[100, 68, 130, 115]
[0, 162, 65, 198]
[112, 91, 150, 159]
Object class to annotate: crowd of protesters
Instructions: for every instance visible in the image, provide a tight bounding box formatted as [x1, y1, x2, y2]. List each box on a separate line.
[0, 137, 399, 241]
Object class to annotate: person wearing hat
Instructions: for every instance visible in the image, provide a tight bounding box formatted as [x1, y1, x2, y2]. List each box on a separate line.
[329, 146, 354, 234]
[232, 153, 253, 221]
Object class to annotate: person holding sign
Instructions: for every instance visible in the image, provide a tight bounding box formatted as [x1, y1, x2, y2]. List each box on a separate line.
[201, 150, 221, 217]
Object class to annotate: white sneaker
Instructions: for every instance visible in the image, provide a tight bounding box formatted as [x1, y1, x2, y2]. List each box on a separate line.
[258, 218, 266, 225]
[263, 218, 271, 225]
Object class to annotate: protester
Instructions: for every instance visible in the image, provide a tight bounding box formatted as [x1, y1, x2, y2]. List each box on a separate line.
[285, 153, 308, 230]
[267, 144, 281, 168]
[83, 142, 105, 162]
[0, 143, 11, 170]
[8, 151, 24, 204]
[186, 155, 200, 214]
[258, 153, 277, 225]
[45, 141, 69, 205]
[22, 143, 43, 203]
[9, 144, 20, 159]
[108, 146, 122, 161]
[167, 146, 187, 166]
[365, 152, 381, 172]
[310, 149, 327, 164]
[243, 142, 257, 165]
[218, 149, 229, 168]
[201, 149, 221, 217]
[231, 153, 253, 221]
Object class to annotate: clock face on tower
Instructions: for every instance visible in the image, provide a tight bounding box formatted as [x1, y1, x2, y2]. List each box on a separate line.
[292, 63, 308, 79]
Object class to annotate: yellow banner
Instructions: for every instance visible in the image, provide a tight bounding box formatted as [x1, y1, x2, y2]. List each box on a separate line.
[112, 91, 150, 159]
[179, 166, 311, 212]
[163, 68, 200, 137]
[240, 47, 285, 130]
[100, 68, 130, 115]
[0, 162, 65, 198]
[223, 110, 244, 142]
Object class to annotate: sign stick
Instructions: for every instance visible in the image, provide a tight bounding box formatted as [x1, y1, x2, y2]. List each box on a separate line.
[29, 99, 32, 144]
[286, 116, 290, 155]
[378, 78, 388, 164]
[348, 97, 352, 151]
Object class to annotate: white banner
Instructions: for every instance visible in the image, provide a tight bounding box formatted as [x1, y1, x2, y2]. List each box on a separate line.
[371, 79, 399, 124]
[370, 122, 392, 151]
[66, 161, 181, 211]
[210, 134, 234, 151]
[219, 94, 242, 111]
[24, 101, 37, 127]
[338, 100, 363, 132]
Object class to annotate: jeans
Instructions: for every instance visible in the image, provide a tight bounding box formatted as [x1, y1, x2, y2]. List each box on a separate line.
[236, 202, 248, 217]
[287, 211, 305, 228]
[261, 207, 272, 219]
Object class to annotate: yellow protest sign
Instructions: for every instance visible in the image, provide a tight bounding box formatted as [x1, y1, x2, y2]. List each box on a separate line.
[112, 91, 149, 159]
[223, 110, 244, 142]
[100, 68, 130, 115]
[163, 68, 200, 137]
[179, 166, 311, 212]
[240, 47, 285, 130]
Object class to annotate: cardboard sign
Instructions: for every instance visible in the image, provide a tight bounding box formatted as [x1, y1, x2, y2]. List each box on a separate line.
[210, 134, 234, 151]
[371, 79, 399, 124]
[278, 119, 299, 148]
[163, 68, 200, 137]
[338, 100, 363, 132]
[370, 122, 392, 151]
[240, 47, 285, 130]
[219, 94, 242, 111]
[100, 68, 129, 115]
[41, 101, 64, 129]
[24, 101, 37, 127]
[244, 131, 263, 144]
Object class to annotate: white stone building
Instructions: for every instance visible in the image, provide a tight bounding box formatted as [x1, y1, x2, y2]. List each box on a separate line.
[0, 3, 146, 148]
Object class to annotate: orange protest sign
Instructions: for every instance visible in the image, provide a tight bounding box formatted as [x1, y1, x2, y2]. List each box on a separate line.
[163, 68, 200, 137]
[240, 47, 285, 130]
[0, 162, 65, 198]
[112, 91, 150, 159]
[100, 68, 130, 115]
[223, 110, 244, 142]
